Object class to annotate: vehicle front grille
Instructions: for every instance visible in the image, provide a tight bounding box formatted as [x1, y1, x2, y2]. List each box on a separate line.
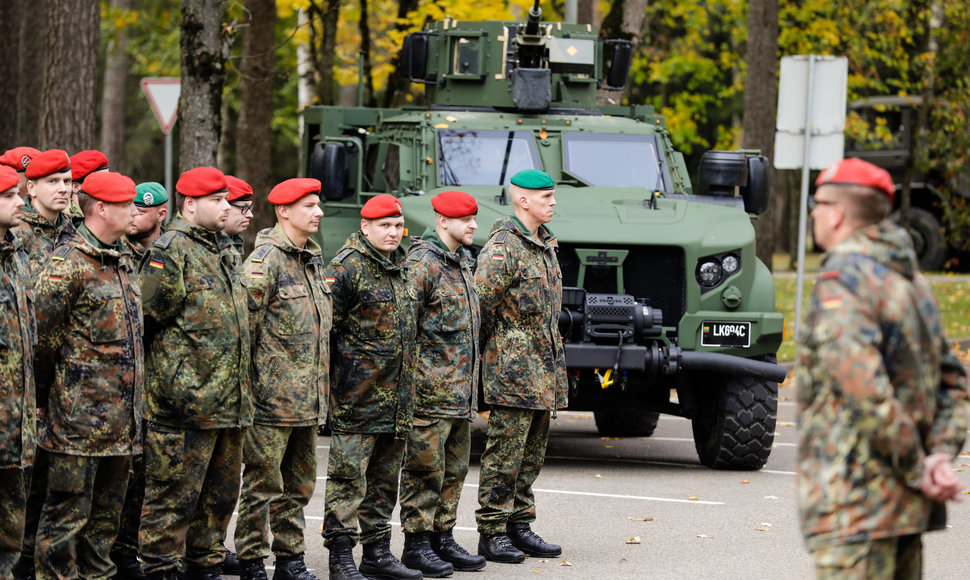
[556, 244, 685, 327]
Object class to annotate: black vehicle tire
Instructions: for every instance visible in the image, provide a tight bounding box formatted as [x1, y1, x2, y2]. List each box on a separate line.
[691, 354, 778, 470]
[893, 207, 946, 272]
[593, 409, 660, 437]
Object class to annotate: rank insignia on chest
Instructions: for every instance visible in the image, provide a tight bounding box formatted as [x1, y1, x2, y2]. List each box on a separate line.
[822, 298, 842, 310]
[148, 259, 164, 269]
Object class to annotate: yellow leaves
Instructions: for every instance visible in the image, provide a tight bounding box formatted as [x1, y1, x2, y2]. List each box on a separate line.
[626, 536, 642, 544]
[687, 497, 699, 501]
[560, 560, 573, 566]
[740, 480, 749, 484]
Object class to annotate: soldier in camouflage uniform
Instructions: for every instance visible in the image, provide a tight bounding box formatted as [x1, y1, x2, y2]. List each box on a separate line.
[474, 169, 567, 564]
[137, 167, 252, 580]
[399, 191, 485, 577]
[0, 146, 41, 198]
[797, 158, 970, 579]
[111, 185, 169, 580]
[323, 194, 420, 580]
[14, 149, 74, 276]
[31, 172, 144, 580]
[0, 166, 35, 580]
[234, 179, 331, 580]
[225, 176, 254, 257]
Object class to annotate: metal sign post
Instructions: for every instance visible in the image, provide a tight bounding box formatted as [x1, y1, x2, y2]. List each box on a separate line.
[774, 55, 848, 340]
[141, 77, 181, 216]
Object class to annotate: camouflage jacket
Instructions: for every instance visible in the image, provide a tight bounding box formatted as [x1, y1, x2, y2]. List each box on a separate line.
[326, 231, 417, 436]
[796, 220, 970, 551]
[139, 215, 252, 430]
[12, 199, 72, 276]
[244, 225, 331, 426]
[33, 224, 144, 456]
[475, 216, 567, 410]
[0, 232, 36, 467]
[407, 229, 480, 419]
[124, 236, 149, 269]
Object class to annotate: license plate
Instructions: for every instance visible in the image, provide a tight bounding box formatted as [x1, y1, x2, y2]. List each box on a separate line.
[701, 321, 751, 347]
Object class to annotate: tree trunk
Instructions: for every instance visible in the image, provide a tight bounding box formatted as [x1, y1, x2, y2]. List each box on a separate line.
[359, 0, 375, 107]
[741, 0, 779, 272]
[237, 0, 277, 249]
[179, 0, 228, 170]
[102, 0, 130, 172]
[43, 0, 98, 152]
[307, 0, 341, 105]
[16, 0, 46, 147]
[577, 0, 597, 26]
[0, 2, 21, 148]
[600, 0, 647, 43]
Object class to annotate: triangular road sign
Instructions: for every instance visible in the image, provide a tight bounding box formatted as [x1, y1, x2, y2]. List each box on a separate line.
[141, 77, 181, 135]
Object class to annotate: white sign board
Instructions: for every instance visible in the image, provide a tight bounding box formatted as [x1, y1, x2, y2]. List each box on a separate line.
[774, 56, 848, 169]
[141, 77, 181, 135]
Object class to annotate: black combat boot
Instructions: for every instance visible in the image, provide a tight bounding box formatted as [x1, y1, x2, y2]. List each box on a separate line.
[505, 523, 561, 558]
[220, 546, 243, 576]
[113, 554, 148, 580]
[238, 558, 268, 580]
[145, 570, 180, 580]
[272, 555, 319, 580]
[430, 530, 486, 571]
[400, 533, 453, 578]
[477, 534, 525, 564]
[184, 563, 222, 580]
[358, 537, 422, 580]
[328, 536, 365, 580]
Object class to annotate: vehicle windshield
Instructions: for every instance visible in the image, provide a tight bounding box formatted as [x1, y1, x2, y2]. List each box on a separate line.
[437, 129, 540, 186]
[563, 133, 667, 189]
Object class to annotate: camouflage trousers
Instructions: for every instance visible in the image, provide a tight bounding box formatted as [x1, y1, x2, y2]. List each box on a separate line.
[19, 447, 47, 566]
[322, 432, 406, 547]
[110, 453, 145, 561]
[139, 425, 243, 574]
[813, 535, 922, 580]
[35, 452, 131, 580]
[399, 417, 471, 534]
[234, 424, 318, 560]
[0, 467, 28, 579]
[475, 406, 550, 534]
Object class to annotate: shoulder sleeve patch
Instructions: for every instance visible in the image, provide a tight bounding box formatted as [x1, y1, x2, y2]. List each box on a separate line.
[50, 244, 73, 261]
[250, 244, 274, 263]
[332, 248, 356, 265]
[493, 230, 509, 244]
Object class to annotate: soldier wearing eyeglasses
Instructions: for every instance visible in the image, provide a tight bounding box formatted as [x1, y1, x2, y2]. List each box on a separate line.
[225, 176, 254, 258]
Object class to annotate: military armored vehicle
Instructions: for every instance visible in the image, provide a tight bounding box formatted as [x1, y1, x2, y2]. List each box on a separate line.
[302, 2, 786, 469]
[846, 96, 968, 271]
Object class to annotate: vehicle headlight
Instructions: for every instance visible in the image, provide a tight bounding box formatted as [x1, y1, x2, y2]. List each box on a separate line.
[721, 254, 740, 275]
[697, 260, 722, 287]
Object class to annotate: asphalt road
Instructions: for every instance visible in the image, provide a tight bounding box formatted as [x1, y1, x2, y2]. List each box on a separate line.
[227, 378, 970, 579]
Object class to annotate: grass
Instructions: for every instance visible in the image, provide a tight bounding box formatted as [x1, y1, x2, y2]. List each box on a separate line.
[772, 257, 970, 363]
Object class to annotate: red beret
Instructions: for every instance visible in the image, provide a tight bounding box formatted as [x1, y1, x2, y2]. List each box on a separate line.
[81, 171, 137, 203]
[361, 194, 403, 219]
[70, 150, 110, 182]
[432, 190, 478, 218]
[176, 167, 228, 197]
[0, 147, 42, 172]
[816, 158, 896, 203]
[226, 175, 254, 202]
[0, 166, 19, 191]
[25, 149, 71, 179]
[268, 178, 321, 205]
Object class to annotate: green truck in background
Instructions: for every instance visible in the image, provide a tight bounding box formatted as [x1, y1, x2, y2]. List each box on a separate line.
[301, 2, 787, 470]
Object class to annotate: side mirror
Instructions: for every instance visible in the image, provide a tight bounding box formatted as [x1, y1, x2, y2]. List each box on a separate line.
[310, 142, 348, 201]
[601, 40, 633, 90]
[741, 156, 770, 215]
[400, 32, 438, 85]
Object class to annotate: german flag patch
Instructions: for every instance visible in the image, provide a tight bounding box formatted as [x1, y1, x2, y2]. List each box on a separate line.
[251, 271, 264, 278]
[492, 253, 505, 261]
[822, 298, 843, 310]
[148, 259, 164, 269]
[48, 275, 63, 281]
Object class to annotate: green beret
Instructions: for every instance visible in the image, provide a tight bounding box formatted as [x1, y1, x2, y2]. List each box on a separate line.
[510, 168, 554, 190]
[135, 182, 168, 207]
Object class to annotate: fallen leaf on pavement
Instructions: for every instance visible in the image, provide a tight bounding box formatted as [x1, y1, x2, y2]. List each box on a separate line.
[560, 560, 573, 567]
[687, 497, 699, 501]
[628, 517, 655, 521]
[740, 480, 749, 484]
[593, 474, 602, 478]
[626, 537, 642, 544]
[764, 495, 779, 499]
[777, 421, 795, 427]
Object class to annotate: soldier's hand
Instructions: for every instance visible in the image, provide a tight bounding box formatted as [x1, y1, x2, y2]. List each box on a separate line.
[920, 453, 963, 502]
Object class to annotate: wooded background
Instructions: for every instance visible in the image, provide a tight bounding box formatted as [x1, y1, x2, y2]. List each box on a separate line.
[1, 0, 968, 262]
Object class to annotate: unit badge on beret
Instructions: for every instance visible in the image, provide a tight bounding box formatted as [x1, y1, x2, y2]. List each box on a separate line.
[143, 192, 155, 206]
[21, 156, 31, 169]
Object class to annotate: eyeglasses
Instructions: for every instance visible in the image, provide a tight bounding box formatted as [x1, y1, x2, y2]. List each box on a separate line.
[807, 197, 838, 211]
[230, 203, 253, 216]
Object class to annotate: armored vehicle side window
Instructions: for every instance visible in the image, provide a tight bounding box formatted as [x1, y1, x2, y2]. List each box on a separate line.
[563, 133, 667, 189]
[437, 129, 540, 186]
